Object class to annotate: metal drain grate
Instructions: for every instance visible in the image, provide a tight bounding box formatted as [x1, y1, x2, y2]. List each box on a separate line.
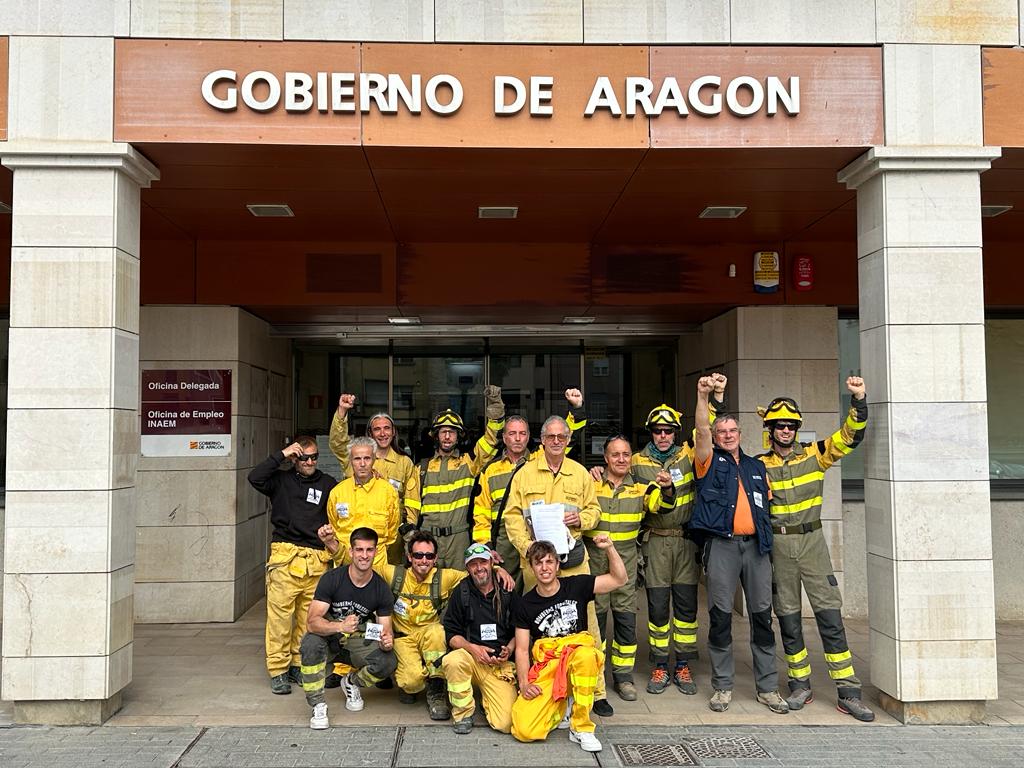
[686, 736, 772, 760]
[613, 743, 698, 766]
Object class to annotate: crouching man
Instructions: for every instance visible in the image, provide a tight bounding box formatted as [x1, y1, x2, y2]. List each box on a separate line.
[442, 542, 520, 734]
[511, 535, 627, 753]
[300, 527, 397, 729]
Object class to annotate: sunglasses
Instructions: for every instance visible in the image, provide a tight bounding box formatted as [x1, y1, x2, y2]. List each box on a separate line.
[297, 453, 319, 462]
[650, 428, 675, 435]
[410, 551, 437, 560]
[772, 422, 798, 431]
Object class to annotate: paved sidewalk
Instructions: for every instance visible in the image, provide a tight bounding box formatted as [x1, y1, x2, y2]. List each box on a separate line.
[2, 723, 1024, 768]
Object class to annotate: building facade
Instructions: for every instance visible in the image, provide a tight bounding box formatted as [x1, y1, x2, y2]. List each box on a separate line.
[1, 0, 1022, 726]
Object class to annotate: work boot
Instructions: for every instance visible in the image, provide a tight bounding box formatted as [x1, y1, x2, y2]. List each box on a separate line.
[452, 717, 474, 734]
[399, 690, 417, 705]
[270, 673, 292, 695]
[592, 698, 614, 717]
[324, 672, 342, 689]
[708, 689, 732, 712]
[426, 678, 451, 721]
[673, 663, 697, 695]
[756, 690, 790, 714]
[838, 697, 876, 722]
[287, 665, 302, 685]
[786, 687, 814, 710]
[647, 666, 670, 694]
[614, 679, 638, 701]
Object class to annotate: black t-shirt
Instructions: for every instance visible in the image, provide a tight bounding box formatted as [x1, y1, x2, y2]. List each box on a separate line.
[514, 574, 596, 640]
[313, 566, 394, 627]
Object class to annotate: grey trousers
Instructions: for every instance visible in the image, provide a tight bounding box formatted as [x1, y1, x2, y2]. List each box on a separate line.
[705, 536, 779, 694]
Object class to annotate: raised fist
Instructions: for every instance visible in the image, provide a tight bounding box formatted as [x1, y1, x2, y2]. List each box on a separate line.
[564, 388, 583, 408]
[697, 376, 715, 395]
[338, 393, 356, 415]
[710, 373, 728, 394]
[654, 470, 673, 490]
[846, 376, 866, 400]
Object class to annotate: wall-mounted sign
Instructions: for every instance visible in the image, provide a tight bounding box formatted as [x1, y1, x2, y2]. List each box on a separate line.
[753, 251, 780, 293]
[142, 369, 232, 457]
[793, 255, 814, 291]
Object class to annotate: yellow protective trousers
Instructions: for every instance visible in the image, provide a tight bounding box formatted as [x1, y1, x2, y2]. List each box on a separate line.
[265, 542, 331, 676]
[441, 648, 518, 732]
[511, 632, 603, 741]
[394, 622, 447, 694]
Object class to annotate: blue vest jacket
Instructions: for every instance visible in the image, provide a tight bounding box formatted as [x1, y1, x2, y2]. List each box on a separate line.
[688, 446, 773, 555]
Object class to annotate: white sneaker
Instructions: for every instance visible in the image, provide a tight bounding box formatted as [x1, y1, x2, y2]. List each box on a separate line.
[569, 729, 602, 752]
[341, 673, 364, 712]
[309, 702, 329, 730]
[557, 696, 573, 729]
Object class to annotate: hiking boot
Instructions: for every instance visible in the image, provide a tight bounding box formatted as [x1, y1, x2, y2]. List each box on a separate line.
[557, 697, 573, 729]
[708, 689, 732, 712]
[341, 672, 364, 712]
[614, 680, 638, 701]
[399, 690, 417, 705]
[786, 687, 814, 710]
[838, 697, 876, 722]
[452, 717, 474, 734]
[270, 673, 291, 695]
[569, 729, 603, 753]
[288, 665, 302, 685]
[646, 666, 671, 694]
[426, 678, 451, 721]
[757, 690, 790, 714]
[673, 664, 697, 695]
[309, 702, 329, 730]
[324, 672, 342, 689]
[592, 698, 614, 717]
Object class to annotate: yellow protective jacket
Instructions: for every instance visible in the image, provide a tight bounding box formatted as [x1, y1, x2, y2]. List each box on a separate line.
[418, 416, 505, 534]
[374, 563, 466, 636]
[329, 411, 421, 524]
[325, 476, 400, 567]
[758, 398, 867, 527]
[632, 443, 698, 530]
[585, 473, 674, 543]
[503, 456, 602, 559]
[472, 407, 587, 545]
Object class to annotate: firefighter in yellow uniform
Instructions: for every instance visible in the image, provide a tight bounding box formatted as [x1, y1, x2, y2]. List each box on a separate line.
[503, 414, 614, 717]
[628, 376, 727, 696]
[324, 437, 400, 569]
[329, 394, 420, 565]
[411, 385, 506, 569]
[757, 376, 874, 722]
[585, 435, 676, 701]
[472, 389, 587, 586]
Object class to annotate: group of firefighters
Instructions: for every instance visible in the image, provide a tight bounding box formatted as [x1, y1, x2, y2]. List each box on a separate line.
[248, 372, 874, 753]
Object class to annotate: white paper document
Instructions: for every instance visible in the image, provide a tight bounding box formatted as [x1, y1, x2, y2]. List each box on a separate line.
[529, 503, 573, 555]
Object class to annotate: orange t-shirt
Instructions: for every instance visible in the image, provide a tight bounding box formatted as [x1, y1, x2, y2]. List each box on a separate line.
[695, 451, 756, 536]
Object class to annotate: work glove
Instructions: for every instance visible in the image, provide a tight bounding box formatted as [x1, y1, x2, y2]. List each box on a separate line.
[484, 385, 505, 421]
[398, 523, 418, 542]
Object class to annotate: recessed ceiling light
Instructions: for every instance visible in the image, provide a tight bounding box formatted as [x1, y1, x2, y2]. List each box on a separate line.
[247, 203, 294, 217]
[562, 316, 595, 324]
[387, 316, 421, 325]
[478, 206, 519, 219]
[700, 205, 747, 219]
[982, 204, 1013, 218]
[0, 202, 11, 215]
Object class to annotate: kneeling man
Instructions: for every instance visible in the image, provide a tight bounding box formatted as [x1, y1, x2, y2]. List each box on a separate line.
[511, 535, 626, 753]
[300, 527, 397, 729]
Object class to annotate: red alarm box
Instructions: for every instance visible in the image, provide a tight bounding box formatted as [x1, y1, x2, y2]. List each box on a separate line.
[793, 255, 814, 291]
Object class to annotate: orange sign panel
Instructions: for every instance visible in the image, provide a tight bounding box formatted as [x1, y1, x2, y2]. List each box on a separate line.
[360, 44, 649, 149]
[115, 40, 361, 145]
[983, 48, 1024, 147]
[649, 47, 882, 148]
[0, 37, 8, 141]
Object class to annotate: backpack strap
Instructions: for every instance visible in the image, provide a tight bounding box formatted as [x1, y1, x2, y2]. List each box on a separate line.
[390, 565, 406, 599]
[490, 458, 529, 547]
[430, 569, 443, 614]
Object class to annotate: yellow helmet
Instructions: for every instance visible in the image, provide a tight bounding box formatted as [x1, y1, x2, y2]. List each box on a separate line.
[645, 403, 682, 431]
[430, 409, 465, 435]
[758, 397, 803, 427]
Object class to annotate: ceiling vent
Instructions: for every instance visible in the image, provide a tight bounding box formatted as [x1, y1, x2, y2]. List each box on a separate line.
[247, 203, 294, 217]
[982, 204, 1013, 218]
[478, 206, 519, 219]
[699, 205, 747, 219]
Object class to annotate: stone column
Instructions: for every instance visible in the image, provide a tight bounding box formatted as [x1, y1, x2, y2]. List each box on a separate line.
[837, 42, 1000, 725]
[0, 145, 158, 724]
